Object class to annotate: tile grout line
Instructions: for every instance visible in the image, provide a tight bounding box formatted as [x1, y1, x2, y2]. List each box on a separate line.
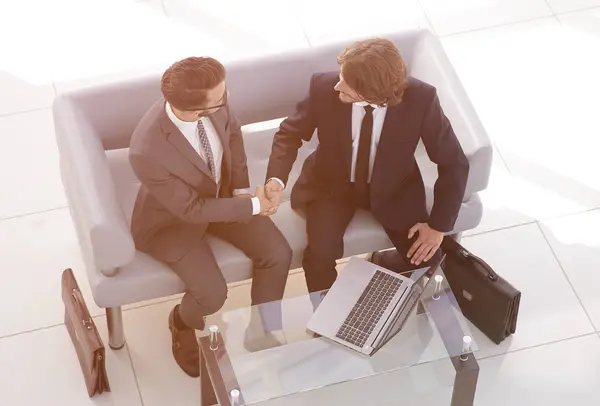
[0, 270, 309, 340]
[435, 3, 600, 41]
[3, 211, 597, 340]
[1, 7, 599, 404]
[463, 207, 600, 240]
[3, 214, 598, 335]
[0, 325, 147, 404]
[6, 313, 598, 366]
[158, 0, 167, 16]
[542, 0, 555, 15]
[0, 205, 68, 224]
[301, 26, 313, 48]
[541, 206, 600, 223]
[113, 268, 312, 314]
[475, 331, 599, 361]
[462, 220, 538, 240]
[0, 106, 51, 119]
[125, 342, 146, 406]
[553, 14, 563, 26]
[555, 4, 600, 16]
[285, 1, 312, 48]
[543, 0, 564, 26]
[488, 141, 513, 176]
[438, 14, 560, 39]
[0, 322, 66, 340]
[536, 221, 598, 330]
[414, 0, 439, 37]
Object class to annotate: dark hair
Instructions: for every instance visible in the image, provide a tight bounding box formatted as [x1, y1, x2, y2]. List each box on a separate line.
[161, 57, 226, 110]
[338, 38, 409, 106]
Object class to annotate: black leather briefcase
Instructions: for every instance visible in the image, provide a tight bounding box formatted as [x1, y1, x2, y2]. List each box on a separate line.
[440, 236, 521, 344]
[369, 237, 521, 344]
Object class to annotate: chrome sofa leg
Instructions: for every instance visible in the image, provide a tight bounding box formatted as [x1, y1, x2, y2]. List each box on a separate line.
[106, 307, 126, 350]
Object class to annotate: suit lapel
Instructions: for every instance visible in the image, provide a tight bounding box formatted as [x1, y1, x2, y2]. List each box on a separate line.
[371, 101, 410, 181]
[336, 102, 353, 177]
[159, 108, 214, 182]
[208, 109, 231, 171]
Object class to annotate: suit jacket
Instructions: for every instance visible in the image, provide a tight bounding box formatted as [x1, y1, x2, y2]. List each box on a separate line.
[266, 72, 469, 233]
[129, 99, 253, 263]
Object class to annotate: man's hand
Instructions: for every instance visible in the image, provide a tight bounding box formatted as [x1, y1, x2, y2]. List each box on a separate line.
[406, 223, 444, 265]
[255, 185, 275, 216]
[264, 179, 284, 215]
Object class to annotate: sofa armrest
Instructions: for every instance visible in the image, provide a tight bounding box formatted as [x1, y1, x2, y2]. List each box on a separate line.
[53, 95, 135, 276]
[412, 29, 493, 196]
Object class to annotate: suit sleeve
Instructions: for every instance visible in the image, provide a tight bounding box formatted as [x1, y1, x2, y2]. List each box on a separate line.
[226, 104, 251, 191]
[265, 74, 318, 185]
[130, 152, 254, 224]
[420, 89, 470, 233]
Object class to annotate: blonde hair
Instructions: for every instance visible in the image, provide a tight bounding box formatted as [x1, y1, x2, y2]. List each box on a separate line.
[337, 38, 409, 106]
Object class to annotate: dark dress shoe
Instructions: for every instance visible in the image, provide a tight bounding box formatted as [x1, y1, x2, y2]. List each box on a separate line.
[168, 305, 200, 378]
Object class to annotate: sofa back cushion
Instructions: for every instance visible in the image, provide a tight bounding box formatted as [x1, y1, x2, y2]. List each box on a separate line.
[64, 31, 424, 150]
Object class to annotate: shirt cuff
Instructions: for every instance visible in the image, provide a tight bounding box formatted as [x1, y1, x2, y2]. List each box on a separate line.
[232, 188, 252, 196]
[251, 197, 260, 215]
[267, 177, 285, 190]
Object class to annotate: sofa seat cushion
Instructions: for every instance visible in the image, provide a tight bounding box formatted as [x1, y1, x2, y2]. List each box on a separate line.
[89, 198, 395, 308]
[90, 193, 482, 308]
[96, 145, 481, 308]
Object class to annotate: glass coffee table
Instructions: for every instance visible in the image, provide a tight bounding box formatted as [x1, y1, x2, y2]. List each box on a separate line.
[198, 264, 479, 406]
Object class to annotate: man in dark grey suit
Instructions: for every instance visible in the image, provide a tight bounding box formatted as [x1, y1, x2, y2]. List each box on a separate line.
[264, 38, 469, 294]
[129, 57, 292, 377]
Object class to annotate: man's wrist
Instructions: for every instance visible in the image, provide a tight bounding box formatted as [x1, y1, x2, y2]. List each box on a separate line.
[233, 188, 252, 196]
[426, 223, 444, 234]
[267, 177, 285, 190]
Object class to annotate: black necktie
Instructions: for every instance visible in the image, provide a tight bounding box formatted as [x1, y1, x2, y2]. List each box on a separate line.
[354, 105, 374, 208]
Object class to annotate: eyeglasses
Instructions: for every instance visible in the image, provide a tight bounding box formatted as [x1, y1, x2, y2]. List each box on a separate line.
[184, 88, 229, 113]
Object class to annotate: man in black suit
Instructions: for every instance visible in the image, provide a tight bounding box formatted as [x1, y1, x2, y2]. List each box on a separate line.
[264, 38, 469, 293]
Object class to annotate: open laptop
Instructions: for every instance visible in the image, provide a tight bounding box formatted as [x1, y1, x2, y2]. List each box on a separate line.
[306, 255, 444, 356]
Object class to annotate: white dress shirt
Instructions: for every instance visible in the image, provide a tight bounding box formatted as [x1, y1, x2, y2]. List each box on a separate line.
[351, 101, 388, 182]
[270, 101, 388, 188]
[165, 103, 260, 215]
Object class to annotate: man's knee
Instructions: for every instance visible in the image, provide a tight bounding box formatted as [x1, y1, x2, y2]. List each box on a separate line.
[305, 232, 344, 263]
[179, 282, 227, 328]
[195, 283, 228, 315]
[254, 236, 293, 271]
[275, 241, 293, 270]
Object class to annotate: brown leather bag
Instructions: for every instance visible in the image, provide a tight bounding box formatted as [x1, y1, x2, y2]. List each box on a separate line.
[61, 268, 110, 397]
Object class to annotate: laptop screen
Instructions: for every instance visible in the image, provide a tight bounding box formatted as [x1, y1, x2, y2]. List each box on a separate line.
[373, 255, 445, 349]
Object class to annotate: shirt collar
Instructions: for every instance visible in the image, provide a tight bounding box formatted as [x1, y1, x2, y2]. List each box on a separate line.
[165, 102, 200, 129]
[353, 101, 385, 109]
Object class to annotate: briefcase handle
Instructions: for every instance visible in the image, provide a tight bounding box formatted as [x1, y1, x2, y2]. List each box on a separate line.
[72, 288, 94, 330]
[442, 237, 499, 281]
[458, 248, 499, 281]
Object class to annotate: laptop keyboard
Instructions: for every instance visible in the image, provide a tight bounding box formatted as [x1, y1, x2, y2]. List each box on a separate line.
[335, 270, 403, 348]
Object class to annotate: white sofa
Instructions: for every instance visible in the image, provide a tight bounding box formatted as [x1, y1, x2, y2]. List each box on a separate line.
[52, 29, 492, 349]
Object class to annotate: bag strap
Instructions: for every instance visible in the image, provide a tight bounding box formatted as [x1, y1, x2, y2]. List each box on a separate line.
[442, 236, 499, 281]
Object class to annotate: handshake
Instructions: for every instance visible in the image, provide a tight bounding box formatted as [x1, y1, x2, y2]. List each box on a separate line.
[254, 179, 284, 216]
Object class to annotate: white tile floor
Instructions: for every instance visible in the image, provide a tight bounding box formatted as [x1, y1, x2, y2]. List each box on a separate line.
[1, 0, 600, 404]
